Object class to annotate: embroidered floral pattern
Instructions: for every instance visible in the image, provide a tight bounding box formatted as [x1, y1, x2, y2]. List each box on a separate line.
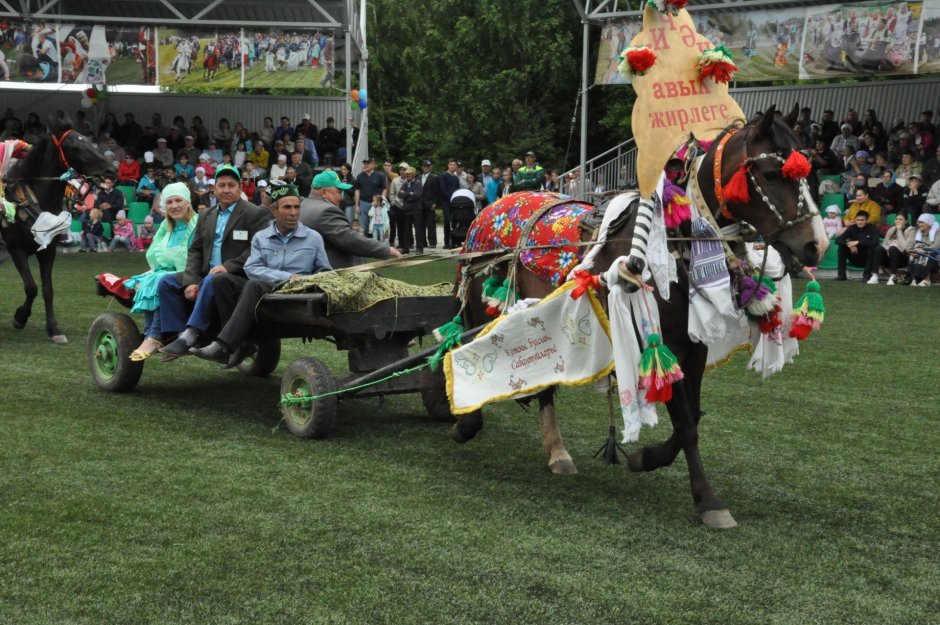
[464, 191, 594, 286]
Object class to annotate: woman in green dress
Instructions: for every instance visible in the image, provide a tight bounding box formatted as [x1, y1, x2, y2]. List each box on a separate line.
[125, 182, 198, 361]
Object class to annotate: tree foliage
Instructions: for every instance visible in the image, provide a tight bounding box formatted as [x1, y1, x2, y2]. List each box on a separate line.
[368, 0, 584, 170]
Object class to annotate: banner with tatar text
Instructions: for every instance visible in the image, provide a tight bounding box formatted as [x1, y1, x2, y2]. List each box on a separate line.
[445, 282, 614, 415]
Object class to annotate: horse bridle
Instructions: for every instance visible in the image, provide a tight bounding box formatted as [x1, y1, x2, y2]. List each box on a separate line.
[713, 128, 818, 245]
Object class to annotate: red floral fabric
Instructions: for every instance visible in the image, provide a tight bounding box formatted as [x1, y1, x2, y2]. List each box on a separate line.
[464, 191, 594, 285]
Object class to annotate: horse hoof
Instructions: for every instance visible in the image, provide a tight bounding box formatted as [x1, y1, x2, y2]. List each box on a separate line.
[701, 509, 737, 529]
[12, 319, 25, 330]
[627, 450, 645, 472]
[51, 334, 68, 345]
[549, 459, 578, 475]
[451, 423, 477, 444]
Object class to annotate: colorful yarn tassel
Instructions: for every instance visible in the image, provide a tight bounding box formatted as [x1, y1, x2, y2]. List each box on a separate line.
[741, 275, 777, 317]
[789, 280, 825, 340]
[484, 278, 516, 317]
[570, 269, 602, 300]
[619, 46, 657, 78]
[757, 304, 783, 335]
[638, 333, 684, 403]
[723, 164, 750, 204]
[429, 316, 464, 370]
[781, 150, 811, 179]
[697, 45, 738, 84]
[661, 179, 692, 228]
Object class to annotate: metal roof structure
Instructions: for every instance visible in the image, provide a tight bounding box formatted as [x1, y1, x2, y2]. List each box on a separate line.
[574, 0, 833, 22]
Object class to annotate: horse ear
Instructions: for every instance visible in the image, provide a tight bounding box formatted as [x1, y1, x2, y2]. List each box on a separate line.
[783, 103, 799, 128]
[756, 104, 777, 139]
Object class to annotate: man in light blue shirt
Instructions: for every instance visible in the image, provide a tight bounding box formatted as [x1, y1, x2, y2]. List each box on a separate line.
[192, 183, 331, 367]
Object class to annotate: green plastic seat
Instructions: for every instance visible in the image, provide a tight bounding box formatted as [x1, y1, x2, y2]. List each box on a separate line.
[127, 202, 150, 224]
[116, 185, 135, 205]
[885, 213, 897, 227]
[820, 193, 844, 212]
[70, 219, 83, 233]
[101, 221, 112, 240]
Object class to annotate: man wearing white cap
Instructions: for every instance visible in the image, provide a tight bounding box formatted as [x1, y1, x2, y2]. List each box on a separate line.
[480, 159, 494, 187]
[270, 154, 289, 181]
[152, 137, 173, 168]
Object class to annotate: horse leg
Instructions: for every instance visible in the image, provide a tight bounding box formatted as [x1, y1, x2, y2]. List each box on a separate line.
[37, 247, 66, 343]
[537, 387, 577, 475]
[669, 380, 736, 529]
[9, 248, 38, 330]
[627, 342, 708, 473]
[452, 410, 483, 443]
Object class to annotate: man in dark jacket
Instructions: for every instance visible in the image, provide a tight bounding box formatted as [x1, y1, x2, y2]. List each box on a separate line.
[159, 164, 271, 358]
[419, 160, 439, 247]
[437, 159, 460, 248]
[300, 170, 402, 268]
[834, 210, 880, 282]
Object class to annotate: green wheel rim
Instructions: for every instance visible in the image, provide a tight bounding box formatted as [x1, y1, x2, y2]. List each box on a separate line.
[93, 330, 119, 379]
[284, 379, 313, 427]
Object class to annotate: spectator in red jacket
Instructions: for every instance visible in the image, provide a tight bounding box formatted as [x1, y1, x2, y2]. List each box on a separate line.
[117, 153, 141, 185]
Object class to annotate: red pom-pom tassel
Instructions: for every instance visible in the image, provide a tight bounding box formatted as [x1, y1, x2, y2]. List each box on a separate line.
[781, 150, 811, 179]
[723, 164, 750, 204]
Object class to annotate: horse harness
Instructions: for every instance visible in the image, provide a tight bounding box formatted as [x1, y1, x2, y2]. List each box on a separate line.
[712, 128, 818, 246]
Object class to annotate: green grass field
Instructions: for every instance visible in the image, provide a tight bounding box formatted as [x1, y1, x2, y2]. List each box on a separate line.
[242, 59, 327, 90]
[104, 55, 151, 86]
[0, 251, 938, 624]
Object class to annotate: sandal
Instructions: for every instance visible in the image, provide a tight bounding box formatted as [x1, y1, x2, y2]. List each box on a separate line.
[130, 338, 162, 362]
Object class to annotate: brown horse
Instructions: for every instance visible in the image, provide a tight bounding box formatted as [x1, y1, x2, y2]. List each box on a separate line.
[1, 117, 116, 342]
[450, 105, 828, 528]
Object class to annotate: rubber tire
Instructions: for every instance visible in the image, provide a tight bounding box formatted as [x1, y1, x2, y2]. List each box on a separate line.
[421, 368, 456, 422]
[280, 357, 337, 439]
[237, 338, 281, 377]
[87, 312, 144, 393]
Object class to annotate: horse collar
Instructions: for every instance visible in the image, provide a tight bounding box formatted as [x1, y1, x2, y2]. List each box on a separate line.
[712, 128, 737, 213]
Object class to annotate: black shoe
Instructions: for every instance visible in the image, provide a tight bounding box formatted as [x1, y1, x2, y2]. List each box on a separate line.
[221, 342, 257, 370]
[190, 340, 230, 363]
[158, 337, 192, 361]
[416, 248, 424, 254]
[834, 276, 847, 281]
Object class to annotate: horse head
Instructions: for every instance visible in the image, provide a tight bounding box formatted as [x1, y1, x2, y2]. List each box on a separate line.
[47, 116, 117, 181]
[702, 104, 828, 269]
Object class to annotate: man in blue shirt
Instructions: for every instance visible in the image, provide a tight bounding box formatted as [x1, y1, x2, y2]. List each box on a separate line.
[192, 183, 331, 367]
[158, 164, 270, 359]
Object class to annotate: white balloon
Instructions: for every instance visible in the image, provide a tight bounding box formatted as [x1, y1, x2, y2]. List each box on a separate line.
[80, 96, 93, 108]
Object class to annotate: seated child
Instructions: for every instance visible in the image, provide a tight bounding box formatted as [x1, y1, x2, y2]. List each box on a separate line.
[136, 215, 157, 250]
[823, 205, 844, 238]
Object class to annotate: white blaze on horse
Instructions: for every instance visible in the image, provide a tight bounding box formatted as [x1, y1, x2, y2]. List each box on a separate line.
[1, 117, 115, 343]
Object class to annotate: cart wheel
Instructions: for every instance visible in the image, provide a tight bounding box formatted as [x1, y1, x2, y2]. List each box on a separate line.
[237, 338, 281, 377]
[87, 312, 144, 393]
[280, 357, 337, 439]
[421, 368, 456, 422]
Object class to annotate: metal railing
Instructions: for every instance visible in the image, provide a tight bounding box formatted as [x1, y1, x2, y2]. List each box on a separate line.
[558, 138, 637, 202]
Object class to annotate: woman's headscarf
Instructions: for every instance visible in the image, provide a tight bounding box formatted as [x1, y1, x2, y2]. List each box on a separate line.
[161, 182, 191, 207]
[915, 213, 939, 244]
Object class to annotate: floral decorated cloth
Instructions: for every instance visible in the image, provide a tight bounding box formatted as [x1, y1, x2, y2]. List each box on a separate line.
[463, 191, 594, 285]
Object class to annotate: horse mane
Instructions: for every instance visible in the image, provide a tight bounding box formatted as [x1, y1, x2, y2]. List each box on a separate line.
[5, 135, 51, 182]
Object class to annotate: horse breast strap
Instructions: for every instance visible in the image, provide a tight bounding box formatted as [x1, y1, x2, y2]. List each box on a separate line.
[712, 129, 737, 220]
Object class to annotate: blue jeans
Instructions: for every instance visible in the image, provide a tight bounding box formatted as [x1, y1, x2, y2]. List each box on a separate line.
[157, 273, 217, 335]
[142, 308, 162, 340]
[344, 203, 355, 224]
[358, 200, 372, 232]
[372, 225, 385, 241]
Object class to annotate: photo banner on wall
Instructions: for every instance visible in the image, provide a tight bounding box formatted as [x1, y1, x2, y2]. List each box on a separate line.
[241, 28, 334, 89]
[58, 25, 156, 85]
[594, 0, 935, 85]
[157, 28, 243, 88]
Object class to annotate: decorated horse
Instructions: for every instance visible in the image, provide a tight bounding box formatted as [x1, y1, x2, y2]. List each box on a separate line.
[432, 2, 829, 529]
[1, 117, 116, 343]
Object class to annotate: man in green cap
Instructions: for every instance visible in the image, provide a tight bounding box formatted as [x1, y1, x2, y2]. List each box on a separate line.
[159, 163, 270, 359]
[513, 150, 544, 191]
[192, 182, 332, 367]
[300, 169, 402, 268]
